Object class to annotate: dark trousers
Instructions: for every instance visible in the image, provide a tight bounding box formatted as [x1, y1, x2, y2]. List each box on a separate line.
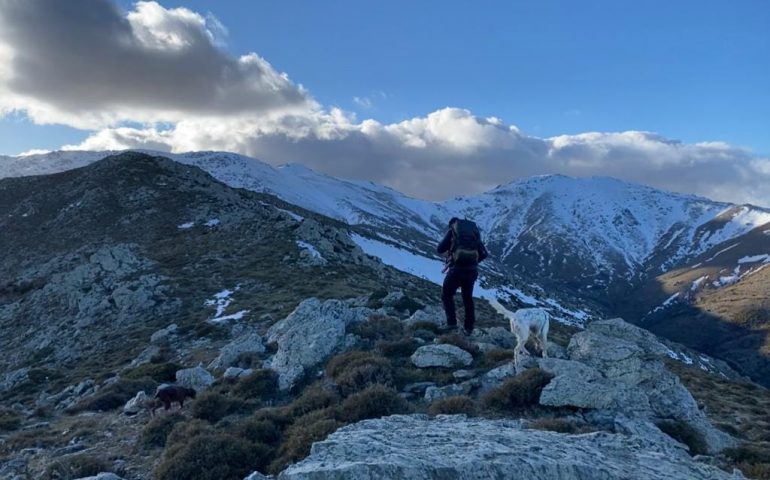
[441, 268, 478, 331]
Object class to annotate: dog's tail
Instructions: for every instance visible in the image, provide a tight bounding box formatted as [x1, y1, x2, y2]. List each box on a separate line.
[487, 298, 510, 317]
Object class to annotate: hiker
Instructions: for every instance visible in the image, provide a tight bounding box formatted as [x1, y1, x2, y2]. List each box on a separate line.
[437, 217, 488, 335]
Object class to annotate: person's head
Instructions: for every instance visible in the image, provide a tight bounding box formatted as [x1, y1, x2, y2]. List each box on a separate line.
[448, 217, 459, 227]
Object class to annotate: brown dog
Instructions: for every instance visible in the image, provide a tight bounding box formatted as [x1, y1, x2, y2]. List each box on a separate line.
[152, 385, 197, 414]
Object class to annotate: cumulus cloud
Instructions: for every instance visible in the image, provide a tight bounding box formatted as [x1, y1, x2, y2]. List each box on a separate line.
[1, 0, 769, 207]
[61, 108, 770, 206]
[0, 0, 314, 128]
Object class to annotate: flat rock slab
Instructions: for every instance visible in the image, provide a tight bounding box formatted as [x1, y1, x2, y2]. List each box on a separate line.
[411, 344, 473, 368]
[278, 414, 739, 480]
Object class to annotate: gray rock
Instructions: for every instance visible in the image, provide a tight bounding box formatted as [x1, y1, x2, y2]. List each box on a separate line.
[123, 391, 154, 415]
[175, 366, 214, 391]
[538, 318, 736, 453]
[425, 383, 472, 402]
[224, 367, 254, 379]
[243, 471, 271, 480]
[1, 368, 30, 392]
[472, 327, 516, 349]
[402, 382, 436, 395]
[474, 342, 500, 354]
[405, 305, 445, 327]
[452, 369, 476, 380]
[266, 298, 374, 390]
[546, 341, 567, 359]
[410, 344, 473, 368]
[209, 327, 265, 370]
[150, 324, 178, 345]
[73, 474, 125, 480]
[478, 362, 517, 394]
[277, 414, 738, 480]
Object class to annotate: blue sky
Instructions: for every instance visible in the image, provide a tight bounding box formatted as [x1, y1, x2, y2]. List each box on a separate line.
[0, 0, 768, 204]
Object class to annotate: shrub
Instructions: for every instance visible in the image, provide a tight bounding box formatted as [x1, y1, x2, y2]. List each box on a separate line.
[288, 383, 341, 417]
[69, 377, 157, 413]
[348, 315, 404, 342]
[271, 413, 341, 474]
[165, 419, 215, 449]
[252, 407, 294, 428]
[42, 454, 111, 480]
[528, 417, 596, 434]
[408, 321, 441, 334]
[326, 351, 394, 396]
[480, 368, 553, 412]
[337, 385, 410, 423]
[140, 412, 185, 448]
[656, 420, 708, 456]
[233, 417, 282, 446]
[191, 391, 248, 422]
[485, 349, 515, 364]
[232, 369, 279, 400]
[725, 444, 770, 465]
[0, 408, 22, 431]
[390, 295, 424, 315]
[376, 338, 419, 358]
[436, 333, 479, 356]
[428, 396, 477, 416]
[155, 434, 268, 480]
[123, 362, 180, 383]
[233, 351, 261, 369]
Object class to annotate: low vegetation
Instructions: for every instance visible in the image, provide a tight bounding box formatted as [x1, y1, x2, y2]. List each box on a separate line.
[481, 368, 554, 412]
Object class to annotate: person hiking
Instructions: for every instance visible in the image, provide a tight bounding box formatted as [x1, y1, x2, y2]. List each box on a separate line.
[437, 217, 488, 335]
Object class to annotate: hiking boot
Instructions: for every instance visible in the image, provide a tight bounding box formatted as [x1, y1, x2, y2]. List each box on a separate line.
[457, 326, 473, 337]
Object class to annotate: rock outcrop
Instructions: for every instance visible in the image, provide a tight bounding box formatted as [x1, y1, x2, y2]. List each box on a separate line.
[266, 298, 374, 390]
[410, 344, 473, 368]
[537, 318, 736, 453]
[209, 325, 265, 370]
[175, 366, 214, 391]
[278, 414, 739, 480]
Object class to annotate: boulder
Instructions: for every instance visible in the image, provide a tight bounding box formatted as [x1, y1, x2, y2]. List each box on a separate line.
[175, 366, 214, 392]
[424, 383, 472, 402]
[123, 391, 154, 415]
[150, 324, 178, 345]
[209, 326, 265, 370]
[74, 474, 125, 480]
[538, 318, 736, 453]
[277, 414, 738, 480]
[224, 367, 254, 380]
[410, 344, 473, 368]
[266, 298, 374, 390]
[404, 305, 445, 327]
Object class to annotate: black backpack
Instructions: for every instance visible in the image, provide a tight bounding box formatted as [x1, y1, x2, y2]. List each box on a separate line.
[451, 219, 480, 266]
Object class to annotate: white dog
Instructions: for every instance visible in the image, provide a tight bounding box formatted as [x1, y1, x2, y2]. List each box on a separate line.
[488, 299, 549, 370]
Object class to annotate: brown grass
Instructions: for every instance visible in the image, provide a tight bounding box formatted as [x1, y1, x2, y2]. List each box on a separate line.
[480, 368, 554, 412]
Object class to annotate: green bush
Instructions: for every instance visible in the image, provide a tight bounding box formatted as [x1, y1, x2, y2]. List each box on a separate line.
[123, 362, 180, 383]
[326, 351, 394, 396]
[233, 417, 282, 446]
[69, 377, 157, 413]
[42, 454, 111, 480]
[165, 419, 216, 449]
[408, 321, 441, 334]
[336, 385, 410, 423]
[656, 420, 708, 456]
[436, 333, 479, 357]
[348, 315, 404, 342]
[140, 412, 185, 448]
[725, 444, 770, 464]
[155, 434, 268, 480]
[480, 368, 553, 411]
[191, 391, 248, 422]
[232, 369, 279, 400]
[390, 295, 424, 315]
[288, 383, 341, 417]
[0, 408, 22, 431]
[428, 396, 477, 416]
[271, 412, 341, 474]
[376, 338, 419, 358]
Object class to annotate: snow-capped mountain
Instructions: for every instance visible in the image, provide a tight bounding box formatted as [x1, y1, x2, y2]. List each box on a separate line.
[3, 149, 769, 317]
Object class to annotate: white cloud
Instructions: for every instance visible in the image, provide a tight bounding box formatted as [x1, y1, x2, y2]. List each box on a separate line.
[2, 0, 769, 207]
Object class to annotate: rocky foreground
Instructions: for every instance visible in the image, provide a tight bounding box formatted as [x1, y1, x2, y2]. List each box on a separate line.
[278, 415, 740, 480]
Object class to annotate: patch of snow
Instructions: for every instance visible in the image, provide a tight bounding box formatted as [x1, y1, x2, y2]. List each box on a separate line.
[712, 275, 739, 288]
[178, 221, 195, 229]
[691, 276, 708, 291]
[648, 293, 679, 316]
[205, 218, 220, 227]
[296, 240, 323, 259]
[209, 310, 249, 324]
[204, 287, 240, 318]
[277, 207, 304, 221]
[690, 262, 702, 269]
[738, 254, 770, 264]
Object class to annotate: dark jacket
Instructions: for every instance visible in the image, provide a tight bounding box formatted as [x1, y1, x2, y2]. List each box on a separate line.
[437, 225, 488, 271]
